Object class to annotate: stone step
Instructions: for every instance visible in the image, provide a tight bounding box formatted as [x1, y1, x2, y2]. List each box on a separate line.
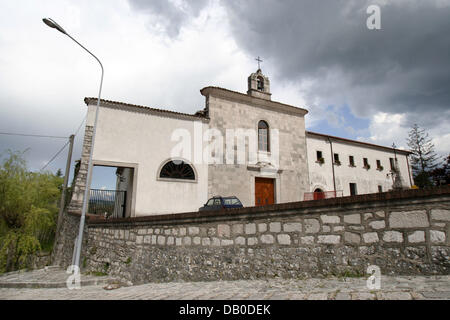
[0, 267, 119, 289]
[0, 277, 115, 289]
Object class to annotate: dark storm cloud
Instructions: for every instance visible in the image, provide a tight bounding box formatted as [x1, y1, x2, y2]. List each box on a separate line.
[128, 0, 209, 37]
[125, 0, 450, 132]
[219, 0, 450, 128]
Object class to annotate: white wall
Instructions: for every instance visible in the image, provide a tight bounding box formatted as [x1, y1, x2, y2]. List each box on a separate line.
[84, 101, 415, 216]
[306, 134, 413, 197]
[86, 104, 209, 216]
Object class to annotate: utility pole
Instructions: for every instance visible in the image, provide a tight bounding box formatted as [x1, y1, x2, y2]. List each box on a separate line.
[55, 134, 75, 239]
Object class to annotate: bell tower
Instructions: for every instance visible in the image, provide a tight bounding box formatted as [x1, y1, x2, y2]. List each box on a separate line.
[247, 68, 271, 100]
[247, 57, 271, 100]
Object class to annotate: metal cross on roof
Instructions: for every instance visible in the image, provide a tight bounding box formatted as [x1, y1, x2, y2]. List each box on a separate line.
[255, 56, 263, 70]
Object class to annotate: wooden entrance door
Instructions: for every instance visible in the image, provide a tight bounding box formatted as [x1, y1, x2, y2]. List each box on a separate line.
[313, 188, 325, 200]
[255, 177, 275, 206]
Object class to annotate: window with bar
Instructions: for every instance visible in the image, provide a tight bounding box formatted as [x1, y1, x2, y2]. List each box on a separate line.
[316, 150, 324, 164]
[349, 155, 355, 167]
[376, 159, 383, 170]
[363, 158, 370, 169]
[317, 151, 323, 160]
[334, 153, 340, 165]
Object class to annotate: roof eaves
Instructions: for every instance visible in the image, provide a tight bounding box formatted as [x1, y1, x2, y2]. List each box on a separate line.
[306, 131, 412, 154]
[84, 97, 209, 122]
[200, 86, 308, 116]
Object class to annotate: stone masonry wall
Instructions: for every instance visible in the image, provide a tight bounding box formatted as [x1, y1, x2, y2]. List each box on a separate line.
[55, 187, 450, 284]
[67, 125, 93, 214]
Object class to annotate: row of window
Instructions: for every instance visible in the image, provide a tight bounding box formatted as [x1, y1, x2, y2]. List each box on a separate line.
[315, 183, 384, 196]
[162, 154, 397, 182]
[316, 151, 397, 171]
[350, 183, 384, 195]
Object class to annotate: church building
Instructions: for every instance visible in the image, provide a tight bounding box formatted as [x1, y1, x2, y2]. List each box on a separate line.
[68, 69, 413, 217]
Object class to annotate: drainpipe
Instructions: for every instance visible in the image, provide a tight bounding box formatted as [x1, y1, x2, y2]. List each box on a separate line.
[406, 154, 413, 187]
[327, 137, 337, 195]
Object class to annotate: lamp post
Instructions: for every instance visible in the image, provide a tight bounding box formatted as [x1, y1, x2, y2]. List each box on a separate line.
[43, 18, 104, 269]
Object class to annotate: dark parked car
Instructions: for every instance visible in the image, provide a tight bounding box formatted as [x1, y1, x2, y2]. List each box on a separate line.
[199, 196, 243, 211]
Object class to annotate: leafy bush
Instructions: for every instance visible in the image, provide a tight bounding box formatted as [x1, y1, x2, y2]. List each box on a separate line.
[0, 151, 63, 273]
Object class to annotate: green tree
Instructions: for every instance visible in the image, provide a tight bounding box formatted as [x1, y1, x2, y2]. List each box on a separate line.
[430, 154, 450, 186]
[0, 150, 63, 273]
[406, 124, 438, 187]
[0, 150, 30, 229]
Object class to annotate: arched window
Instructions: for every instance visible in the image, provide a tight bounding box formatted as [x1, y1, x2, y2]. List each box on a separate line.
[159, 160, 195, 180]
[257, 76, 264, 91]
[258, 120, 269, 152]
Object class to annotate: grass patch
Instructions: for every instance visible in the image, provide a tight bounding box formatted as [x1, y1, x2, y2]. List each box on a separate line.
[103, 262, 110, 274]
[338, 269, 365, 278]
[327, 268, 365, 279]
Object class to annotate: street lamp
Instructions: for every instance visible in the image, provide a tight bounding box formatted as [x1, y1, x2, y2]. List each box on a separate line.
[43, 18, 104, 269]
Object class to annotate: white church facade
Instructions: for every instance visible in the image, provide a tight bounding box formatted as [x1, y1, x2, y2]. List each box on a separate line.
[69, 69, 413, 217]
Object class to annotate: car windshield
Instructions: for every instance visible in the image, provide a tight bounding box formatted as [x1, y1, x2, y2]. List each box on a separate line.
[223, 197, 242, 205]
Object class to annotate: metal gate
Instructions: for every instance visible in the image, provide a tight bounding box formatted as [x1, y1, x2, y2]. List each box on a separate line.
[88, 189, 127, 218]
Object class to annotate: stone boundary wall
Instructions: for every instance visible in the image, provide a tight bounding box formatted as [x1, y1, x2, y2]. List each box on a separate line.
[29, 251, 52, 270]
[55, 187, 450, 284]
[52, 213, 88, 268]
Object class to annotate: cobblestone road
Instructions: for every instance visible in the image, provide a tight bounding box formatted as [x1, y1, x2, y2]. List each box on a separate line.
[0, 272, 449, 300]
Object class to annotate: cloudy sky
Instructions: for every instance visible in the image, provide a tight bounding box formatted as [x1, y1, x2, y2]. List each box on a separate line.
[0, 0, 449, 188]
